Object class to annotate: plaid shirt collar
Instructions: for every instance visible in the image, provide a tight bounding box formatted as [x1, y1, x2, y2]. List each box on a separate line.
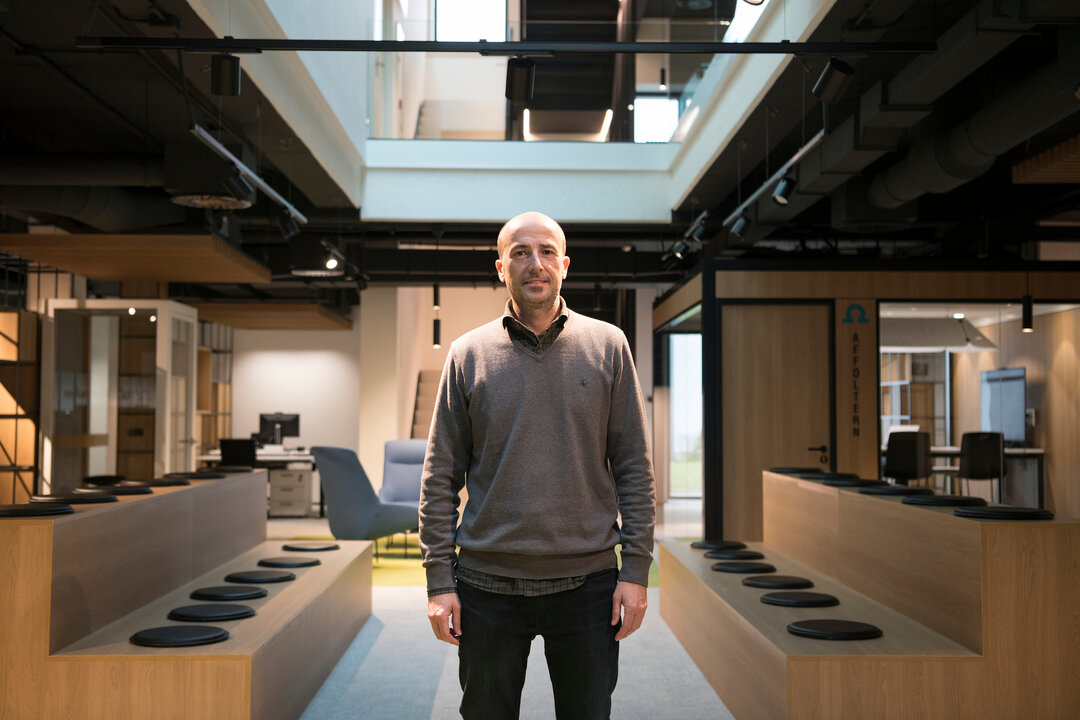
[502, 297, 569, 353]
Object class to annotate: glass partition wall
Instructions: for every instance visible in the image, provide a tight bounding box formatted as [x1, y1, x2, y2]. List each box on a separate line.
[41, 300, 198, 493]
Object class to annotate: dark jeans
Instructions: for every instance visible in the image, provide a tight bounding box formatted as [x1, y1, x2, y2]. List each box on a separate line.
[457, 569, 620, 720]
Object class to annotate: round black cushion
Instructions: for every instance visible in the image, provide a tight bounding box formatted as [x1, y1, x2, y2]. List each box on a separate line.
[787, 619, 882, 641]
[147, 477, 191, 487]
[214, 465, 254, 473]
[742, 575, 814, 590]
[130, 625, 229, 647]
[705, 549, 765, 560]
[164, 471, 227, 480]
[257, 556, 321, 569]
[224, 569, 296, 584]
[80, 481, 152, 495]
[83, 474, 125, 485]
[30, 492, 117, 504]
[191, 585, 269, 601]
[823, 478, 887, 488]
[954, 506, 1055, 520]
[768, 467, 819, 474]
[859, 485, 935, 496]
[0, 502, 74, 517]
[902, 495, 987, 507]
[167, 604, 256, 622]
[761, 591, 839, 608]
[711, 561, 777, 574]
[797, 472, 861, 481]
[690, 540, 747, 551]
[282, 542, 340, 552]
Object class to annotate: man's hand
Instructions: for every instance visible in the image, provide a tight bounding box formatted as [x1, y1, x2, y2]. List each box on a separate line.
[428, 592, 462, 646]
[611, 581, 648, 641]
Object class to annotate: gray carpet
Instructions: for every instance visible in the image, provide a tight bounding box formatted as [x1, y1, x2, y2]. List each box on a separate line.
[301, 586, 733, 720]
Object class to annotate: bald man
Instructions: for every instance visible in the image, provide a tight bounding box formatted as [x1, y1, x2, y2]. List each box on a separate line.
[419, 212, 656, 720]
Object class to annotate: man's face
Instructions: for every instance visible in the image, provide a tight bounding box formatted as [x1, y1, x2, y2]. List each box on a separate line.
[495, 219, 570, 314]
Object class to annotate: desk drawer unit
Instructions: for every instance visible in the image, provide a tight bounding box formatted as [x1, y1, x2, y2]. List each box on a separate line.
[269, 469, 313, 516]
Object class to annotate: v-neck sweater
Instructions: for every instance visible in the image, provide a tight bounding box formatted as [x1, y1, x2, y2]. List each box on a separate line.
[418, 306, 656, 592]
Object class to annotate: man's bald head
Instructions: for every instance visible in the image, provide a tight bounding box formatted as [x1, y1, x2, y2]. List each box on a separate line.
[496, 211, 566, 256]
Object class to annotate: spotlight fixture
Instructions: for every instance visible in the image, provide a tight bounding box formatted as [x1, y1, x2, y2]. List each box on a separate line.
[1022, 295, 1034, 333]
[211, 53, 241, 96]
[952, 312, 965, 320]
[276, 212, 301, 240]
[730, 214, 751, 241]
[812, 57, 854, 105]
[772, 176, 795, 206]
[671, 240, 691, 261]
[433, 283, 440, 310]
[433, 317, 442, 349]
[505, 57, 535, 102]
[149, 315, 157, 323]
[127, 307, 136, 316]
[290, 237, 346, 277]
[222, 167, 255, 205]
[325, 255, 339, 271]
[659, 68, 668, 92]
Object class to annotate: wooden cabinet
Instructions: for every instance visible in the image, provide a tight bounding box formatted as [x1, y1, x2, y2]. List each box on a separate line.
[195, 321, 232, 453]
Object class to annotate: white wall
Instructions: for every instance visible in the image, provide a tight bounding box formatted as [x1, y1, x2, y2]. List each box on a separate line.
[232, 307, 363, 455]
[359, 287, 402, 487]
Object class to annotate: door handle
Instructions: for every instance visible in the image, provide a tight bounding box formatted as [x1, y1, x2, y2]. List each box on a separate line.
[808, 445, 828, 453]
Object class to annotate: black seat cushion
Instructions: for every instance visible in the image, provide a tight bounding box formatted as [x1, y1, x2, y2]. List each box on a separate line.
[257, 556, 321, 569]
[690, 540, 747, 551]
[164, 471, 227, 480]
[787, 619, 883, 641]
[823, 478, 887, 488]
[80, 481, 152, 495]
[214, 465, 254, 473]
[761, 591, 839, 608]
[191, 585, 269, 601]
[742, 575, 814, 589]
[0, 502, 74, 517]
[705, 549, 765, 560]
[954, 506, 1055, 520]
[902, 495, 987, 507]
[859, 486, 935, 496]
[224, 569, 296, 584]
[82, 474, 125, 485]
[768, 467, 819, 474]
[797, 472, 861, 481]
[711, 561, 777, 574]
[30, 492, 117, 504]
[167, 604, 256, 622]
[147, 477, 191, 487]
[282, 542, 340, 552]
[130, 625, 229, 647]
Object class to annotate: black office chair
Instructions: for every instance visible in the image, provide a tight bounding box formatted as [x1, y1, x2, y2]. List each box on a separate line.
[958, 432, 1005, 502]
[219, 439, 257, 469]
[883, 431, 932, 487]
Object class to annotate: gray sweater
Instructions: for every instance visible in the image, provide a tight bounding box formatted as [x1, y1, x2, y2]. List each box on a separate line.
[418, 306, 656, 592]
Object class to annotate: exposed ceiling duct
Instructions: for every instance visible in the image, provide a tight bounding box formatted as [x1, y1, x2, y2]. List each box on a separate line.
[0, 156, 164, 186]
[0, 186, 186, 232]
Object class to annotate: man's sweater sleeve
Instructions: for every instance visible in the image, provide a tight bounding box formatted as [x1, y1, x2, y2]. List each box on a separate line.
[607, 334, 657, 586]
[418, 349, 471, 592]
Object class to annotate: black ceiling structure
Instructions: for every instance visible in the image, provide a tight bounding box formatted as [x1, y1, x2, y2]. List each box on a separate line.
[2, 0, 1080, 320]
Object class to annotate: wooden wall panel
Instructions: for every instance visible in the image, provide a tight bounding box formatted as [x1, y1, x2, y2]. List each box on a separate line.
[652, 274, 702, 330]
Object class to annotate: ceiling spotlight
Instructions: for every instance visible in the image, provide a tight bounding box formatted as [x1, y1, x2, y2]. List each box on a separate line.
[276, 212, 301, 240]
[149, 315, 157, 323]
[659, 68, 668, 92]
[1022, 295, 1034, 333]
[211, 53, 241, 96]
[672, 240, 691, 260]
[772, 176, 796, 206]
[433, 317, 442, 349]
[291, 237, 345, 277]
[730, 214, 751, 241]
[325, 256, 339, 270]
[812, 57, 854, 105]
[127, 307, 136, 316]
[627, 103, 635, 111]
[433, 283, 440, 310]
[222, 168, 255, 205]
[952, 312, 965, 320]
[505, 57, 535, 102]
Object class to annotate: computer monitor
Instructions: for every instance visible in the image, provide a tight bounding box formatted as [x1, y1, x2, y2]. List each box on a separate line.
[259, 412, 300, 445]
[980, 368, 1026, 444]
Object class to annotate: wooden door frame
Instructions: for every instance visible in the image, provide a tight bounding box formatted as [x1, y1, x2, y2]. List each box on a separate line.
[703, 291, 837, 541]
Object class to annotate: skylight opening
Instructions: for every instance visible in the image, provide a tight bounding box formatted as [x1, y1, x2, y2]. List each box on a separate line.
[435, 0, 506, 42]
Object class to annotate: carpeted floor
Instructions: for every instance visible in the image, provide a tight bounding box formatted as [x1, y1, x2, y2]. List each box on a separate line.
[300, 586, 733, 720]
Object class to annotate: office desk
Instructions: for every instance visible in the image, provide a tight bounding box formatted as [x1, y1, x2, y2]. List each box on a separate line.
[929, 446, 1045, 508]
[198, 449, 321, 516]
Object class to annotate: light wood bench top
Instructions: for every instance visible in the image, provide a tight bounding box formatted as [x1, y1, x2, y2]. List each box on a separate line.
[661, 540, 977, 659]
[58, 539, 370, 657]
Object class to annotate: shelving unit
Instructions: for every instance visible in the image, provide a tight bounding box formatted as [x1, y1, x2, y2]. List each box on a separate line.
[196, 321, 233, 453]
[116, 314, 156, 479]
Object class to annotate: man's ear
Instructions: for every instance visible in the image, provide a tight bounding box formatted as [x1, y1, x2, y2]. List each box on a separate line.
[495, 258, 505, 282]
[561, 255, 570, 278]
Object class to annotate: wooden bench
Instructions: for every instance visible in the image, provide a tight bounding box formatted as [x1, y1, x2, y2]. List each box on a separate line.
[1, 472, 372, 720]
[660, 471, 1080, 719]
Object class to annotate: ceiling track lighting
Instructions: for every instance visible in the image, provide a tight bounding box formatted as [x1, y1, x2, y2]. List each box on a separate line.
[771, 175, 796, 206]
[190, 123, 307, 227]
[211, 53, 241, 96]
[505, 57, 535, 102]
[812, 57, 855, 105]
[276, 212, 301, 241]
[1022, 294, 1034, 333]
[222, 167, 255, 205]
[730, 214, 751, 242]
[659, 67, 668, 92]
